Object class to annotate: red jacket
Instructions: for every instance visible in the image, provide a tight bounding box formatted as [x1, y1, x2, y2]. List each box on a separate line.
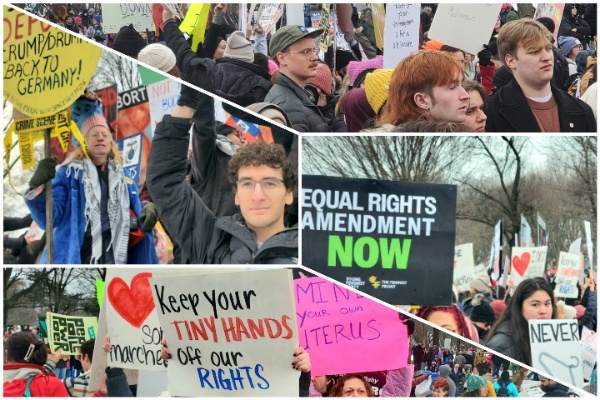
[4, 363, 69, 397]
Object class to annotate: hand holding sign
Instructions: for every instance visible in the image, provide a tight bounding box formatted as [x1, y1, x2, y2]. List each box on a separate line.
[292, 347, 311, 372]
[47, 348, 63, 364]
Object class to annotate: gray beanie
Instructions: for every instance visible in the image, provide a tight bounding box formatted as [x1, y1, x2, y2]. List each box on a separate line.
[137, 44, 177, 73]
[558, 36, 581, 57]
[223, 31, 254, 64]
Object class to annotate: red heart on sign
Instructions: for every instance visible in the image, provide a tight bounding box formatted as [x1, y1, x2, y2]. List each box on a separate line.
[512, 252, 531, 277]
[107, 272, 155, 328]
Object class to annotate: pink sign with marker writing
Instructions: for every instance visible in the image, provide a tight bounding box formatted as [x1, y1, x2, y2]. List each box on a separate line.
[294, 277, 408, 375]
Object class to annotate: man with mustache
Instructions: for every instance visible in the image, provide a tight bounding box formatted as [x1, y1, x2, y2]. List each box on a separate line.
[486, 19, 595, 132]
[265, 25, 331, 132]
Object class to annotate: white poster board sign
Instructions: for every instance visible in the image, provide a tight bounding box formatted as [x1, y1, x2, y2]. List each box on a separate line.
[137, 370, 169, 397]
[89, 300, 109, 392]
[489, 220, 502, 281]
[568, 237, 582, 255]
[529, 320, 584, 388]
[521, 214, 533, 247]
[584, 221, 593, 271]
[150, 269, 299, 397]
[581, 327, 596, 380]
[147, 79, 181, 135]
[258, 3, 283, 35]
[444, 338, 451, 349]
[473, 263, 487, 277]
[102, 3, 155, 34]
[510, 247, 547, 293]
[428, 3, 502, 55]
[105, 269, 166, 371]
[383, 3, 420, 69]
[453, 243, 474, 292]
[554, 252, 581, 299]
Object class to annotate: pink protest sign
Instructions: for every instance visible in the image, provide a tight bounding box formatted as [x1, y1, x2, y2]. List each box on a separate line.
[294, 277, 408, 375]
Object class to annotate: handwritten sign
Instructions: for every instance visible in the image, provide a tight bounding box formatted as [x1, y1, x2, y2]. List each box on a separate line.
[554, 252, 581, 299]
[105, 269, 165, 371]
[116, 133, 143, 186]
[47, 312, 98, 356]
[178, 3, 211, 52]
[474, 263, 487, 278]
[529, 320, 583, 388]
[428, 3, 502, 55]
[295, 277, 407, 375]
[302, 175, 457, 306]
[510, 247, 547, 293]
[581, 327, 596, 380]
[150, 269, 299, 397]
[102, 3, 154, 34]
[453, 243, 474, 292]
[3, 6, 102, 117]
[383, 4, 420, 69]
[258, 3, 284, 35]
[147, 79, 181, 135]
[318, 4, 331, 52]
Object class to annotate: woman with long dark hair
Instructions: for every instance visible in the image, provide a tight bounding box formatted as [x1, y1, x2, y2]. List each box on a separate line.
[484, 277, 556, 364]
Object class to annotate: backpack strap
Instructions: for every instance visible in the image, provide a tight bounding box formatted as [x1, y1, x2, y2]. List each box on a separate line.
[23, 374, 36, 397]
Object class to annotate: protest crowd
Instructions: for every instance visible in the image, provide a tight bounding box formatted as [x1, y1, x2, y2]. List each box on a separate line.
[21, 3, 597, 133]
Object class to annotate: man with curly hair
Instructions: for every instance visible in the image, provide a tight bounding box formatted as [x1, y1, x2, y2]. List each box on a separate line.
[147, 90, 297, 264]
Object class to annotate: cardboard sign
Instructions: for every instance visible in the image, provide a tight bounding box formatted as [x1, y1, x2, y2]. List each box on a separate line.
[302, 175, 457, 306]
[150, 269, 300, 397]
[178, 3, 211, 52]
[510, 247, 547, 292]
[383, 3, 420, 69]
[89, 299, 109, 392]
[529, 320, 583, 388]
[428, 3, 502, 55]
[581, 327, 596, 380]
[294, 277, 407, 375]
[554, 252, 582, 298]
[105, 269, 166, 371]
[3, 6, 102, 117]
[454, 243, 474, 292]
[47, 312, 98, 355]
[102, 3, 155, 34]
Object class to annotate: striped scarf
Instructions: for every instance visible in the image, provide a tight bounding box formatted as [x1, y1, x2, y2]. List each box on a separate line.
[65, 157, 130, 264]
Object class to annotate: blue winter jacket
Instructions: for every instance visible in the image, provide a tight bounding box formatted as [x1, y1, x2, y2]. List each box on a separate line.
[25, 161, 158, 264]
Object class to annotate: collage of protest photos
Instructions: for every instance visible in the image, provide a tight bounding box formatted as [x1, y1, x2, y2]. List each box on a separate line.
[2, 2, 598, 398]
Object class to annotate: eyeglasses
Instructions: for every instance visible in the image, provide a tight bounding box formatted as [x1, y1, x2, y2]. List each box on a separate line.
[236, 178, 285, 192]
[288, 47, 319, 59]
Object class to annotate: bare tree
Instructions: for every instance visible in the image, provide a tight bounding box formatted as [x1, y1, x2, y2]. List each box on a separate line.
[3, 268, 50, 326]
[88, 50, 143, 92]
[303, 136, 465, 183]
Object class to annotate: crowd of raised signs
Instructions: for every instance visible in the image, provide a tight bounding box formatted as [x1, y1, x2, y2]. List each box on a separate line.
[19, 3, 598, 132]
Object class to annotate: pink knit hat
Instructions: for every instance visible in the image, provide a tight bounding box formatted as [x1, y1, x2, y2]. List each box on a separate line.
[347, 56, 383, 85]
[490, 300, 506, 318]
[81, 115, 110, 136]
[268, 59, 279, 75]
[307, 63, 333, 96]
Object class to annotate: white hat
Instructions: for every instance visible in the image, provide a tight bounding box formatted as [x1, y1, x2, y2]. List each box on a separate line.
[137, 44, 177, 73]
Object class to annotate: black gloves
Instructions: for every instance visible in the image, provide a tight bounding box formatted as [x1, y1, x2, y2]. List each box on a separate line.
[29, 157, 57, 189]
[177, 82, 199, 109]
[477, 44, 493, 66]
[140, 202, 158, 231]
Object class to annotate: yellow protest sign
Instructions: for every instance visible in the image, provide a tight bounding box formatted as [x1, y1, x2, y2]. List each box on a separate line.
[318, 4, 331, 52]
[3, 6, 102, 117]
[371, 4, 386, 50]
[178, 3, 211, 52]
[47, 312, 98, 355]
